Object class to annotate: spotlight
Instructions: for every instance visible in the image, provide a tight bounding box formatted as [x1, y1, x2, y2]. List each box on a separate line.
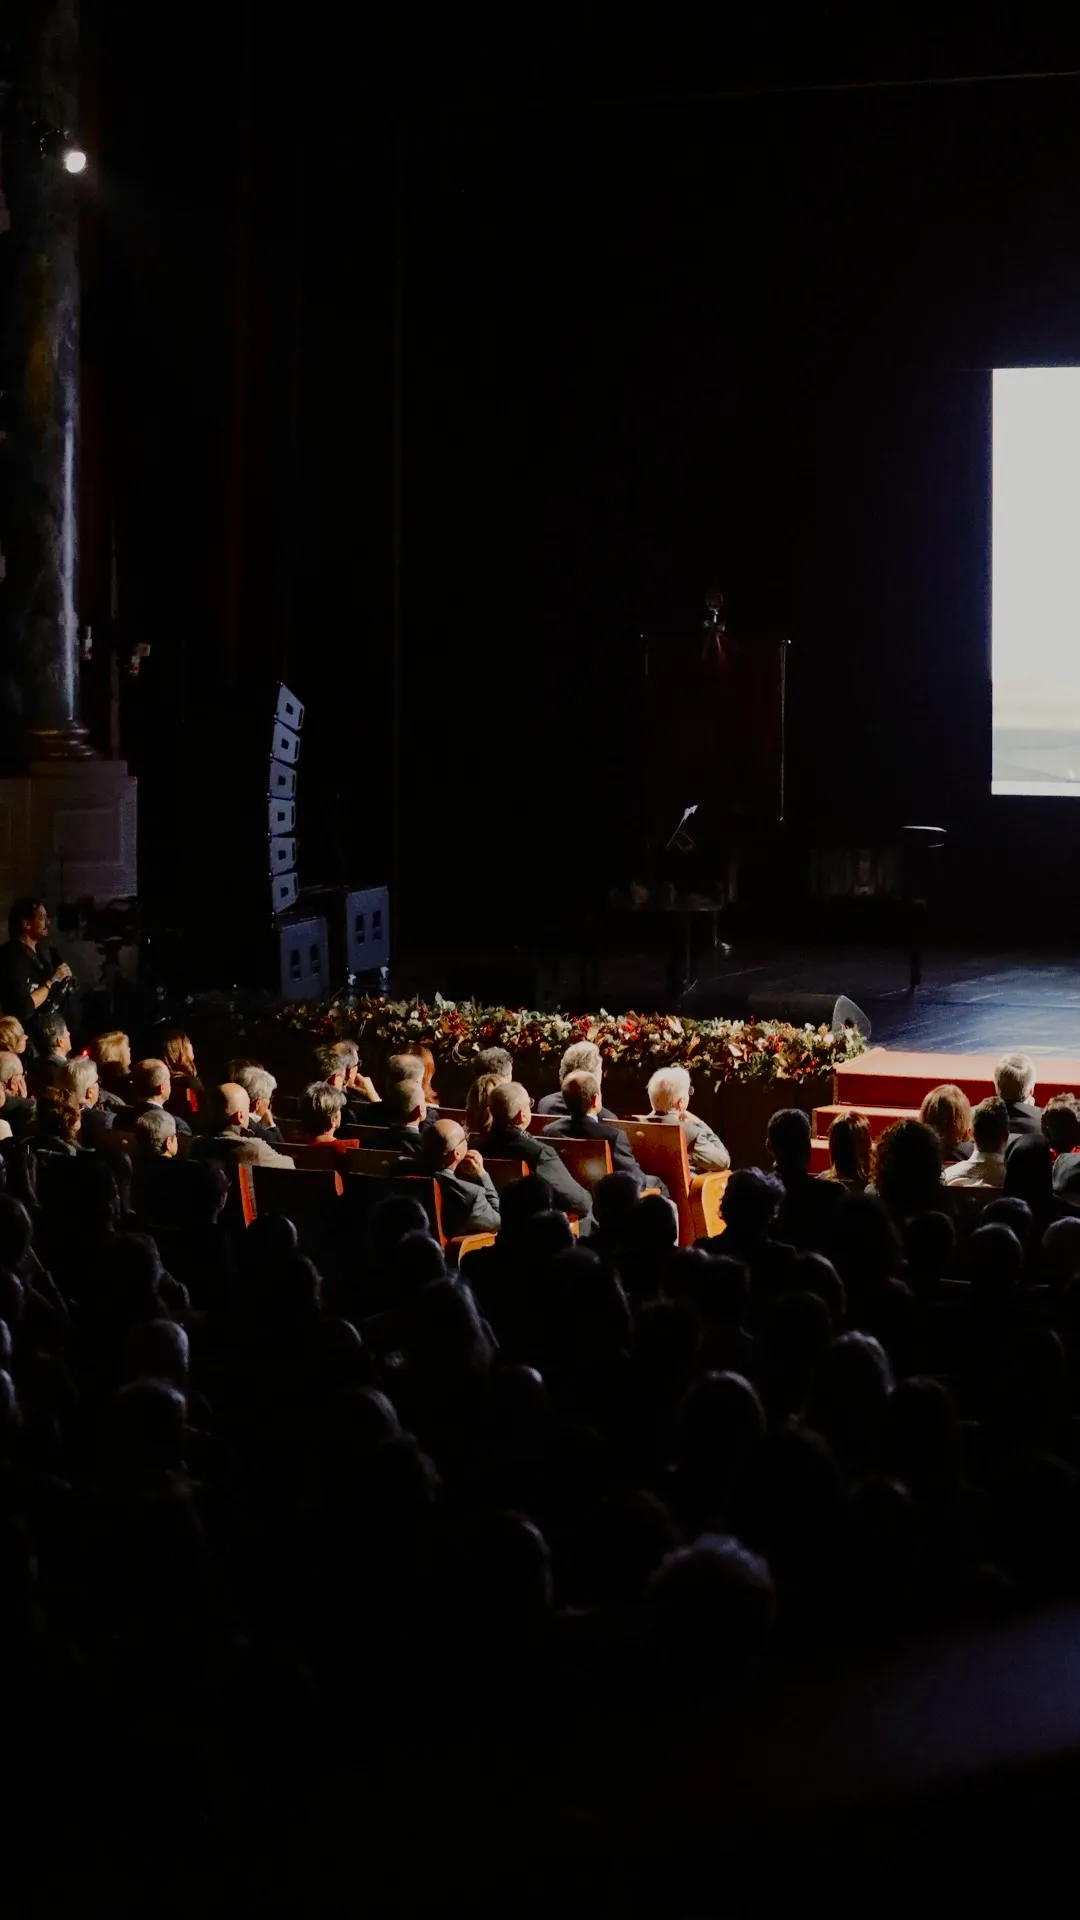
[62, 148, 87, 174]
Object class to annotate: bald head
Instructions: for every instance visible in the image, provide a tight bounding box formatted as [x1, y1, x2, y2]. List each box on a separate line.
[489, 1081, 531, 1130]
[0, 1053, 23, 1089]
[214, 1082, 251, 1129]
[424, 1118, 467, 1170]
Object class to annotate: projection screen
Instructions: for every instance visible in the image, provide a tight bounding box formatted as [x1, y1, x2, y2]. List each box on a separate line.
[992, 367, 1080, 795]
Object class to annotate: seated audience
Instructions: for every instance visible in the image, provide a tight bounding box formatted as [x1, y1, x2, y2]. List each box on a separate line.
[0, 1051, 34, 1135]
[767, 1108, 844, 1251]
[466, 1072, 504, 1143]
[471, 1046, 514, 1082]
[188, 1083, 296, 1167]
[33, 1085, 86, 1156]
[641, 1066, 730, 1173]
[0, 1016, 28, 1057]
[352, 1054, 433, 1131]
[1044, 1094, 1080, 1195]
[872, 1118, 944, 1216]
[942, 1097, 1010, 1189]
[540, 1070, 651, 1188]
[537, 1041, 617, 1119]
[233, 1065, 285, 1146]
[315, 1039, 379, 1109]
[34, 1007, 72, 1083]
[380, 1077, 430, 1155]
[121, 1058, 192, 1135]
[420, 1118, 501, 1235]
[88, 1030, 132, 1106]
[298, 1082, 349, 1145]
[134, 1107, 178, 1158]
[56, 1055, 114, 1146]
[404, 1043, 441, 1112]
[823, 1110, 872, 1191]
[919, 1084, 975, 1165]
[482, 1082, 593, 1219]
[160, 1026, 204, 1118]
[995, 1051, 1042, 1136]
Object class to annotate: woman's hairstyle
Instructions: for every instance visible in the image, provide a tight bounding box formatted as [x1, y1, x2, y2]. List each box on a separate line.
[465, 1072, 502, 1137]
[872, 1119, 943, 1217]
[827, 1111, 872, 1187]
[37, 1085, 81, 1142]
[299, 1082, 347, 1135]
[919, 1083, 974, 1151]
[160, 1027, 197, 1078]
[0, 1018, 25, 1054]
[405, 1043, 438, 1102]
[90, 1031, 130, 1069]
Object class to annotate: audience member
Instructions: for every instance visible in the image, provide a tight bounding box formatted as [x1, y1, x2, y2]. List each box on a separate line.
[353, 1054, 431, 1131]
[404, 1043, 441, 1112]
[420, 1120, 501, 1235]
[0, 1015, 28, 1057]
[121, 1058, 193, 1136]
[542, 1070, 650, 1187]
[233, 1066, 285, 1146]
[188, 1084, 296, 1168]
[33, 1085, 86, 1156]
[482, 1083, 593, 1219]
[942, 1097, 1010, 1189]
[0, 1051, 34, 1135]
[89, 1031, 132, 1106]
[1047, 1094, 1080, 1196]
[298, 1082, 348, 1145]
[872, 1119, 944, 1216]
[995, 1052, 1042, 1137]
[537, 1042, 617, 1119]
[35, 1007, 72, 1083]
[767, 1107, 844, 1250]
[56, 1055, 114, 1147]
[920, 1084, 975, 1165]
[641, 1067, 730, 1173]
[823, 1110, 872, 1191]
[471, 1047, 514, 1082]
[465, 1072, 504, 1142]
[134, 1107, 178, 1158]
[160, 1025, 204, 1115]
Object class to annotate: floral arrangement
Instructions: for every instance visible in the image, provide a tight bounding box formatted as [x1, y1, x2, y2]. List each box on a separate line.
[270, 994, 867, 1088]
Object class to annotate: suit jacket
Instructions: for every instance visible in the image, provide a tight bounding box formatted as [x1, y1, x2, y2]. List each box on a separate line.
[249, 1115, 286, 1149]
[1005, 1100, 1043, 1138]
[344, 1100, 438, 1132]
[482, 1123, 592, 1216]
[641, 1110, 731, 1173]
[120, 1100, 192, 1137]
[542, 1111, 650, 1189]
[537, 1090, 618, 1120]
[435, 1165, 501, 1235]
[188, 1124, 294, 1169]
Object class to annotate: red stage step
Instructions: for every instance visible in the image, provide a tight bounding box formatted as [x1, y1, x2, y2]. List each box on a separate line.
[813, 1103, 920, 1139]
[835, 1048, 1080, 1111]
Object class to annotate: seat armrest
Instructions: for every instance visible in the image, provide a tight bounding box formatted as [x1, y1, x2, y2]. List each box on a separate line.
[689, 1170, 729, 1240]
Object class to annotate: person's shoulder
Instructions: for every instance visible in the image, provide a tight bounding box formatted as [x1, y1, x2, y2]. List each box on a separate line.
[536, 1091, 565, 1115]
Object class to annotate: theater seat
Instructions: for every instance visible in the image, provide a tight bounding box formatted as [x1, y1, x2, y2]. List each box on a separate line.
[610, 1119, 728, 1244]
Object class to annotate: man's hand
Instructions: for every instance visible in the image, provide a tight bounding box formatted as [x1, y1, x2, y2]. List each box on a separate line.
[458, 1149, 486, 1182]
[10, 1073, 27, 1099]
[51, 963, 72, 986]
[349, 1072, 379, 1102]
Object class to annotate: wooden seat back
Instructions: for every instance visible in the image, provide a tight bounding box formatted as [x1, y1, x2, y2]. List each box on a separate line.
[543, 1134, 613, 1193]
[609, 1118, 727, 1243]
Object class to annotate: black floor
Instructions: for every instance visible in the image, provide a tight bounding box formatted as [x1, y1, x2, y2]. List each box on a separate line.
[394, 939, 1080, 1056]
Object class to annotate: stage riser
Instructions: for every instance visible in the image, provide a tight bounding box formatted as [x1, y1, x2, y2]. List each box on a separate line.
[835, 1048, 1080, 1111]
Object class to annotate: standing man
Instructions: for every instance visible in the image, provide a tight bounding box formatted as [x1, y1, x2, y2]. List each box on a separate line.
[0, 898, 73, 1042]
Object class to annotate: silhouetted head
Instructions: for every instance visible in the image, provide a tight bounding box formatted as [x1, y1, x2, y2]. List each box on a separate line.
[982, 1194, 1034, 1248]
[1005, 1135, 1055, 1209]
[1041, 1216, 1080, 1288]
[872, 1120, 942, 1217]
[124, 1318, 190, 1390]
[591, 1170, 641, 1235]
[721, 1168, 784, 1241]
[967, 1222, 1024, 1305]
[646, 1534, 775, 1690]
[767, 1107, 812, 1178]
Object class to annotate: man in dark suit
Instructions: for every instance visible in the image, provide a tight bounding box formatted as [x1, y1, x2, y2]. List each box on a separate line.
[767, 1107, 844, 1253]
[994, 1052, 1043, 1137]
[343, 1054, 439, 1131]
[119, 1059, 192, 1136]
[542, 1069, 652, 1190]
[420, 1118, 501, 1235]
[537, 1041, 617, 1119]
[483, 1082, 592, 1220]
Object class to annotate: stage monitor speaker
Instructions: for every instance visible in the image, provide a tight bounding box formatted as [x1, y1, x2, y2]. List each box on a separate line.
[345, 885, 390, 975]
[275, 684, 305, 732]
[269, 762, 297, 800]
[278, 914, 329, 1002]
[696, 989, 871, 1038]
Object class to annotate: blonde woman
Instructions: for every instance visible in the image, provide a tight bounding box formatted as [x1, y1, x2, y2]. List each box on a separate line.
[919, 1083, 974, 1168]
[88, 1030, 132, 1107]
[466, 1072, 503, 1149]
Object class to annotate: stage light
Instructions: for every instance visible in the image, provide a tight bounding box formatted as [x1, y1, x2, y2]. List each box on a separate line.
[62, 148, 87, 174]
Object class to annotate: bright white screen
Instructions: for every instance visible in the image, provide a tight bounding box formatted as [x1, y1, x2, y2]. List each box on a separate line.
[993, 367, 1080, 795]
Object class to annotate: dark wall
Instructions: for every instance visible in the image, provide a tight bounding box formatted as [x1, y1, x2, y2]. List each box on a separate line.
[82, 10, 1080, 965]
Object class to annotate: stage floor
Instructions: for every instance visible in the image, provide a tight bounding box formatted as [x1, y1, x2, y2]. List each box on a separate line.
[680, 944, 1080, 1055]
[395, 938, 1080, 1057]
